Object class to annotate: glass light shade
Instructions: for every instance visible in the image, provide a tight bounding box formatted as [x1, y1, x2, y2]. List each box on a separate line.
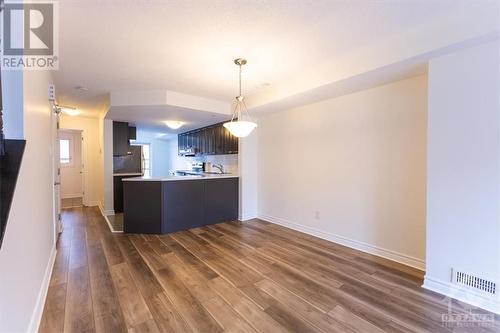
[164, 120, 184, 129]
[223, 120, 257, 138]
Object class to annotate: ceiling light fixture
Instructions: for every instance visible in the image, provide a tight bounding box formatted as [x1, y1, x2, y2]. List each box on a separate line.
[223, 58, 257, 138]
[74, 86, 89, 92]
[58, 106, 80, 116]
[164, 120, 184, 130]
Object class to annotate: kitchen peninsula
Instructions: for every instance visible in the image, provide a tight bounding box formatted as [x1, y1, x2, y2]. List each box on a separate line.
[122, 174, 239, 234]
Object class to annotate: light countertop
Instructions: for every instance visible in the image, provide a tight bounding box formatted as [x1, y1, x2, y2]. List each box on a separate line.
[122, 174, 239, 182]
[113, 172, 143, 176]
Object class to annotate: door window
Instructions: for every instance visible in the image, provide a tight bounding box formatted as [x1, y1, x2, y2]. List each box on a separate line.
[60, 138, 72, 165]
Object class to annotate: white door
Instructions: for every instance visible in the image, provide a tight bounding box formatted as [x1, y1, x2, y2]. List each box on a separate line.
[52, 110, 62, 235]
[59, 130, 83, 199]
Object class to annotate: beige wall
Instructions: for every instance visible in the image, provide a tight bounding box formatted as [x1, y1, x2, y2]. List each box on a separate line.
[60, 115, 103, 207]
[257, 75, 428, 268]
[0, 70, 56, 332]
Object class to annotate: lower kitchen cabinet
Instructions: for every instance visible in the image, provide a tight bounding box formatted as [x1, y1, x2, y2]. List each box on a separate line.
[204, 178, 239, 224]
[123, 177, 239, 234]
[114, 175, 142, 213]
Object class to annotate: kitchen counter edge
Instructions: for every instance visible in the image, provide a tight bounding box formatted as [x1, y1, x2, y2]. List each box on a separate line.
[122, 175, 239, 182]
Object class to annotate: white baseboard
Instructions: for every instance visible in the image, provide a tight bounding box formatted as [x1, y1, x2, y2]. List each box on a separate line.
[98, 204, 123, 234]
[239, 212, 258, 221]
[97, 202, 115, 216]
[423, 276, 500, 315]
[258, 214, 425, 271]
[61, 194, 83, 199]
[27, 244, 57, 333]
[86, 200, 100, 207]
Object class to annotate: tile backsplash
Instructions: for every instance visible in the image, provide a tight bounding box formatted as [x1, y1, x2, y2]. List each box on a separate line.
[171, 154, 238, 174]
[168, 138, 239, 174]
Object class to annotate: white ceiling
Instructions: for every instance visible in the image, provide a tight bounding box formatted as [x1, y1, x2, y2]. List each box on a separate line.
[54, 0, 480, 118]
[106, 104, 231, 137]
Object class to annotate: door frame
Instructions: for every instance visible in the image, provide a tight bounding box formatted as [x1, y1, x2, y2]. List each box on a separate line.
[51, 105, 62, 237]
[59, 128, 86, 205]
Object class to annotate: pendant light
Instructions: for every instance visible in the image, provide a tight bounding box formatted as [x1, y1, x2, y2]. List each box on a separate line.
[223, 58, 257, 138]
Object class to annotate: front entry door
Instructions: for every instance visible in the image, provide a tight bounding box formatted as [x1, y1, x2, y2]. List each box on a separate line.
[59, 130, 83, 201]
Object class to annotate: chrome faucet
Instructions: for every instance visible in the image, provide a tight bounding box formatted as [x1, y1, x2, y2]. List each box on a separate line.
[212, 163, 224, 174]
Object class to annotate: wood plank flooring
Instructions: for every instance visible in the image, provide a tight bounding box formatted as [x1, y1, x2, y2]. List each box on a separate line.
[39, 207, 499, 332]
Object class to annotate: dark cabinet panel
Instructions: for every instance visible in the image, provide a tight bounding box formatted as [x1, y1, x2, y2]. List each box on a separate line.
[204, 178, 239, 224]
[162, 180, 205, 233]
[123, 181, 163, 233]
[128, 126, 137, 140]
[113, 121, 129, 156]
[178, 133, 187, 155]
[114, 175, 141, 213]
[222, 126, 238, 154]
[201, 126, 215, 155]
[213, 126, 222, 154]
[193, 130, 202, 155]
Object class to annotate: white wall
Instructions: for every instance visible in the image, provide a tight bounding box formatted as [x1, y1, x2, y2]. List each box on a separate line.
[103, 118, 114, 214]
[0, 70, 56, 332]
[135, 129, 171, 177]
[239, 130, 258, 220]
[167, 138, 239, 175]
[257, 75, 428, 269]
[60, 115, 103, 206]
[424, 40, 500, 313]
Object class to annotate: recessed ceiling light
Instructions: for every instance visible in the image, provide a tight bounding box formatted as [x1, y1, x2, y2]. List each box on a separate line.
[164, 120, 184, 130]
[59, 106, 80, 116]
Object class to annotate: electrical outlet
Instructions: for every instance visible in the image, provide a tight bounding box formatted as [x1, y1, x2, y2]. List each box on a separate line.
[315, 211, 320, 220]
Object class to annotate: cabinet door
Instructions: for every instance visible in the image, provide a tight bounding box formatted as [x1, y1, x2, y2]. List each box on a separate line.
[221, 126, 229, 153]
[178, 133, 186, 154]
[113, 121, 129, 156]
[204, 178, 239, 223]
[220, 126, 238, 154]
[162, 180, 205, 233]
[215, 126, 224, 154]
[229, 132, 238, 154]
[201, 128, 211, 155]
[205, 126, 216, 154]
[194, 130, 202, 155]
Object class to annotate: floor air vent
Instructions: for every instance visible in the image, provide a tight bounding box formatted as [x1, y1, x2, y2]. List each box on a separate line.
[452, 269, 496, 295]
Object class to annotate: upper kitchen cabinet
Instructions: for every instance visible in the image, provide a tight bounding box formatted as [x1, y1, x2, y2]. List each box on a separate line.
[113, 121, 136, 156]
[178, 121, 238, 156]
[113, 121, 129, 156]
[223, 126, 238, 154]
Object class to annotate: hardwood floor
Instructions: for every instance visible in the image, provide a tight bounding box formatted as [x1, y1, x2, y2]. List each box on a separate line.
[40, 207, 499, 333]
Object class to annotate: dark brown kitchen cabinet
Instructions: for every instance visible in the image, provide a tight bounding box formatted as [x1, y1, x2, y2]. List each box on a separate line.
[113, 121, 137, 156]
[215, 125, 225, 154]
[123, 177, 238, 234]
[113, 121, 129, 156]
[222, 126, 238, 154]
[178, 133, 188, 154]
[178, 121, 238, 156]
